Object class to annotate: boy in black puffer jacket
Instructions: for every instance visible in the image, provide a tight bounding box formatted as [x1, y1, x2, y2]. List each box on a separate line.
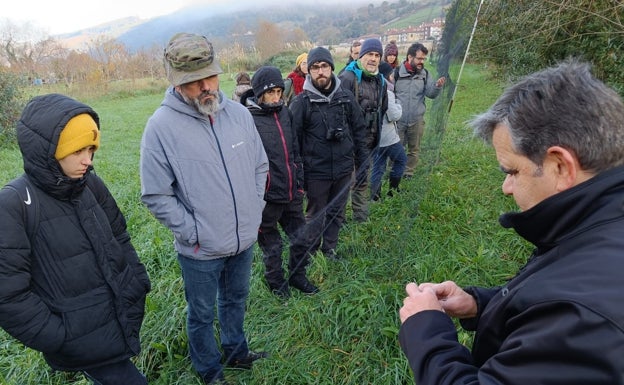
[0, 94, 151, 384]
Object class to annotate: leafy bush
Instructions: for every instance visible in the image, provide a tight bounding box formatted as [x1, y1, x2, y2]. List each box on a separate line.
[467, 0, 624, 94]
[0, 72, 26, 147]
[264, 52, 302, 73]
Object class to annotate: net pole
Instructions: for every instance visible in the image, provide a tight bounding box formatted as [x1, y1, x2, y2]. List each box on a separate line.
[448, 0, 485, 113]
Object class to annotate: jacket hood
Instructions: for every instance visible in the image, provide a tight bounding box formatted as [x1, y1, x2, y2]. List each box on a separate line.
[241, 89, 284, 115]
[240, 88, 256, 107]
[17, 93, 100, 200]
[303, 74, 342, 102]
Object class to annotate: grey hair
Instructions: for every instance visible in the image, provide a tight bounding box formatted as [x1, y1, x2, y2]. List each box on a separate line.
[471, 59, 624, 173]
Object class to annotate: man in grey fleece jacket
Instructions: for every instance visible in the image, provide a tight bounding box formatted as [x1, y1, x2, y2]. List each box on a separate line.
[139, 33, 268, 385]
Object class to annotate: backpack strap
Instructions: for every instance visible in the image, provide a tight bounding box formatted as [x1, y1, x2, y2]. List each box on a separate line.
[4, 174, 40, 245]
[301, 92, 313, 125]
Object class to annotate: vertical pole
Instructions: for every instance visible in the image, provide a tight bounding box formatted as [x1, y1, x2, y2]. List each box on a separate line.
[448, 0, 485, 113]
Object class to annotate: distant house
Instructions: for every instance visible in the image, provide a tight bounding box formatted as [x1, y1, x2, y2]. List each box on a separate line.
[382, 18, 445, 44]
[346, 18, 444, 56]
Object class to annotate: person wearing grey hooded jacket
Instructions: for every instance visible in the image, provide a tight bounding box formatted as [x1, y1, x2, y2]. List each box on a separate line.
[394, 42, 445, 178]
[140, 33, 268, 385]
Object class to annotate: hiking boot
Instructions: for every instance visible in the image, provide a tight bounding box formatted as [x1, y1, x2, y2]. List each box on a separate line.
[225, 351, 268, 370]
[323, 249, 341, 261]
[388, 176, 401, 197]
[202, 372, 229, 385]
[268, 282, 290, 299]
[289, 275, 319, 294]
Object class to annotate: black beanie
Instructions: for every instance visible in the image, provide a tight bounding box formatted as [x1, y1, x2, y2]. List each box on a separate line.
[378, 62, 393, 80]
[251, 66, 285, 99]
[307, 47, 334, 71]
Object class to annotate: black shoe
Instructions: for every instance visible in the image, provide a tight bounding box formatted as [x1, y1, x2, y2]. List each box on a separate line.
[225, 351, 268, 370]
[268, 282, 290, 299]
[289, 276, 320, 294]
[202, 372, 229, 385]
[323, 249, 341, 261]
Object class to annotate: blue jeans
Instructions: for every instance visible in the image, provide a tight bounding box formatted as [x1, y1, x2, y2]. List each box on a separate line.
[177, 246, 254, 380]
[371, 142, 407, 197]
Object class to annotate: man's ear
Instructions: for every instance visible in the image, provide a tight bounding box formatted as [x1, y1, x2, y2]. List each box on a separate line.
[545, 146, 581, 192]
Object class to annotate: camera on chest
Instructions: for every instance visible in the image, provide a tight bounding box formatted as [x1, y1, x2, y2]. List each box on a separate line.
[326, 126, 347, 141]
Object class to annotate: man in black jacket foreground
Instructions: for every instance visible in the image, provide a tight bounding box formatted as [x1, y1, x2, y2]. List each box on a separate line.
[399, 60, 624, 384]
[0, 94, 151, 384]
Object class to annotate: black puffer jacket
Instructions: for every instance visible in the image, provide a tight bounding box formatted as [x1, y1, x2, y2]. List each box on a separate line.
[241, 90, 304, 203]
[399, 165, 624, 385]
[0, 94, 151, 371]
[289, 75, 369, 182]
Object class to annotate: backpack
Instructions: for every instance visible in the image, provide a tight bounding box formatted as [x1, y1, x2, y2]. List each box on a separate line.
[283, 77, 294, 105]
[3, 174, 40, 244]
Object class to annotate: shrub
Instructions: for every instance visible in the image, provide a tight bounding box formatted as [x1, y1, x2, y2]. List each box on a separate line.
[0, 72, 26, 147]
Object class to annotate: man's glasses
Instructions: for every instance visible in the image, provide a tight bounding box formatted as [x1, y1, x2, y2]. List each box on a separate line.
[414, 56, 427, 62]
[309, 63, 331, 72]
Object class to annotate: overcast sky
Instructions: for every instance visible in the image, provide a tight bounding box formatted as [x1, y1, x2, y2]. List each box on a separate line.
[3, 0, 377, 35]
[2, 0, 202, 34]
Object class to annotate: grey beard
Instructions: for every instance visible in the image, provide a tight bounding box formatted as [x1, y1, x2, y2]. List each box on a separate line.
[181, 91, 219, 118]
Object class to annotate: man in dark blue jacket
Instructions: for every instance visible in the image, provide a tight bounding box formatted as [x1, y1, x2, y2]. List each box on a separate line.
[398, 60, 624, 384]
[289, 46, 369, 261]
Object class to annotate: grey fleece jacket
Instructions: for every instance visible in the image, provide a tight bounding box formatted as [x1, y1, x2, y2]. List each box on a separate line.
[140, 87, 268, 259]
[394, 64, 442, 125]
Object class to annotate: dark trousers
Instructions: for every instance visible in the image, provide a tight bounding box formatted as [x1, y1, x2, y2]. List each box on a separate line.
[82, 359, 147, 385]
[258, 195, 310, 285]
[304, 175, 351, 254]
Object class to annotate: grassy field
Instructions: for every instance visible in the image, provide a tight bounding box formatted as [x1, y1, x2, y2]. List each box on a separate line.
[0, 64, 532, 384]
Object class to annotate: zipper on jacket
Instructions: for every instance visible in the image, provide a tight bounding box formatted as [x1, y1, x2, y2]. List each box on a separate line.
[274, 111, 294, 201]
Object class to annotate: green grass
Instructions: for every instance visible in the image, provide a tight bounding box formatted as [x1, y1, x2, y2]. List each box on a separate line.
[384, 4, 447, 30]
[0, 65, 532, 384]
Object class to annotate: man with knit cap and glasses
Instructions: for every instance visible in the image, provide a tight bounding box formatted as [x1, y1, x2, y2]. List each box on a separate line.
[0, 94, 151, 384]
[140, 32, 268, 385]
[339, 37, 388, 222]
[240, 66, 319, 297]
[289, 46, 369, 261]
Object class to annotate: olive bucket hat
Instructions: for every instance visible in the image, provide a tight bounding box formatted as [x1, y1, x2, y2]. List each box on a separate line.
[164, 32, 223, 86]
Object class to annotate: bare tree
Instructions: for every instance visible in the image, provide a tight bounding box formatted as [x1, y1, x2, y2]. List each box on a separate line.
[0, 19, 48, 76]
[88, 36, 129, 82]
[255, 20, 284, 61]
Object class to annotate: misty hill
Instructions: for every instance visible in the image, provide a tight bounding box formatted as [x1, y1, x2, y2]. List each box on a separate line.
[54, 0, 449, 52]
[116, 0, 449, 52]
[116, 3, 306, 51]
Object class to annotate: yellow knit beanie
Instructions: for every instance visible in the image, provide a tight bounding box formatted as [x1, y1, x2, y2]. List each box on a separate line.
[55, 114, 100, 160]
[296, 53, 308, 68]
